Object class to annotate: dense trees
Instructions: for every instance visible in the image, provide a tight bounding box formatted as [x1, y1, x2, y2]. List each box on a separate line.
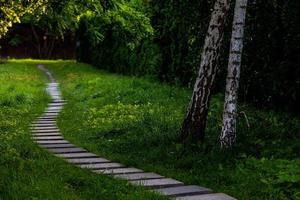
[0, 0, 44, 38]
[23, 0, 98, 58]
[74, 0, 299, 112]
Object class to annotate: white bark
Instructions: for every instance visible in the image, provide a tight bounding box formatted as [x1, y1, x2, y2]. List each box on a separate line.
[181, 0, 231, 140]
[220, 0, 248, 148]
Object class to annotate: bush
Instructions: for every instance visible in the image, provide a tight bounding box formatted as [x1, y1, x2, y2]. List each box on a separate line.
[76, 1, 162, 78]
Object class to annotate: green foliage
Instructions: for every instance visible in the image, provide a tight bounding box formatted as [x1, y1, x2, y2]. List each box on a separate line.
[8, 34, 23, 47]
[44, 60, 299, 200]
[77, 0, 161, 77]
[238, 158, 300, 199]
[0, 0, 44, 38]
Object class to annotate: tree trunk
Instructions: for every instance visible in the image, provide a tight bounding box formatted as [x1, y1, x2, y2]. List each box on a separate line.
[31, 24, 41, 58]
[220, 0, 248, 149]
[181, 0, 231, 141]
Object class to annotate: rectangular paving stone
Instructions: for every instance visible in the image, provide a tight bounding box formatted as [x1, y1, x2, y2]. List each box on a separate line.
[79, 162, 123, 170]
[66, 157, 111, 164]
[154, 185, 212, 197]
[43, 112, 60, 114]
[114, 172, 164, 181]
[45, 108, 60, 110]
[33, 136, 64, 140]
[44, 112, 59, 114]
[37, 117, 57, 120]
[52, 99, 67, 102]
[35, 119, 56, 121]
[32, 129, 60, 133]
[48, 103, 66, 106]
[56, 152, 99, 158]
[42, 114, 59, 117]
[32, 120, 56, 123]
[32, 125, 57, 128]
[33, 133, 61, 136]
[35, 120, 56, 122]
[49, 147, 87, 154]
[36, 140, 70, 144]
[39, 143, 75, 148]
[31, 127, 58, 131]
[34, 122, 56, 125]
[47, 106, 63, 109]
[130, 178, 184, 189]
[175, 193, 236, 200]
[93, 168, 144, 175]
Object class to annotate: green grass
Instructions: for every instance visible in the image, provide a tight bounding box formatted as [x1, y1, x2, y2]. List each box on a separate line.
[40, 60, 299, 200]
[1, 59, 299, 200]
[0, 60, 167, 200]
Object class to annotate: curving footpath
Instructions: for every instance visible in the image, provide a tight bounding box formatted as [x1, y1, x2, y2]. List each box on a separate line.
[31, 65, 236, 200]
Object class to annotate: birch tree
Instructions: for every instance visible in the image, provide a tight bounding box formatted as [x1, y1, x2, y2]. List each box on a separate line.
[220, 0, 248, 148]
[181, 0, 231, 141]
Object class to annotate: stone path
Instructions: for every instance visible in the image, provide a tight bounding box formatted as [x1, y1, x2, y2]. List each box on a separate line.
[31, 65, 235, 200]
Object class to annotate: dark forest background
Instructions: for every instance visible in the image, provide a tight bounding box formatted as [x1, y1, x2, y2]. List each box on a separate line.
[1, 0, 299, 112]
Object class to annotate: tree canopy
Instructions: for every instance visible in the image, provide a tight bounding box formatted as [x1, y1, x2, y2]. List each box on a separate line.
[0, 0, 45, 38]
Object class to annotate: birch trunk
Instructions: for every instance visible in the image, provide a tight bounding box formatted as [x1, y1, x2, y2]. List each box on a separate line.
[220, 0, 248, 148]
[181, 0, 231, 141]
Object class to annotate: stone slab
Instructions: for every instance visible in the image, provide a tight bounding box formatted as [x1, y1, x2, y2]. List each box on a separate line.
[93, 167, 144, 175]
[35, 119, 56, 122]
[31, 127, 58, 131]
[39, 143, 75, 148]
[56, 152, 99, 158]
[130, 178, 184, 189]
[33, 136, 64, 140]
[37, 117, 57, 120]
[36, 140, 70, 144]
[33, 122, 56, 125]
[154, 185, 212, 197]
[51, 100, 67, 102]
[49, 147, 87, 154]
[32, 129, 60, 133]
[44, 112, 59, 114]
[49, 104, 65, 107]
[33, 133, 61, 137]
[114, 172, 164, 181]
[66, 157, 111, 164]
[35, 119, 56, 121]
[79, 162, 123, 170]
[46, 107, 63, 110]
[31, 124, 56, 127]
[175, 193, 235, 200]
[46, 109, 62, 112]
[32, 121, 56, 123]
[42, 114, 59, 117]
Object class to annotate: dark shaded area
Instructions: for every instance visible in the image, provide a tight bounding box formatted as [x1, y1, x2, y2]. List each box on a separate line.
[0, 24, 76, 59]
[77, 0, 299, 112]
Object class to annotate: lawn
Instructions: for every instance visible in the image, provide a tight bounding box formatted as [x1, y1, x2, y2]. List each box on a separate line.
[0, 60, 167, 200]
[1, 59, 299, 200]
[43, 60, 299, 200]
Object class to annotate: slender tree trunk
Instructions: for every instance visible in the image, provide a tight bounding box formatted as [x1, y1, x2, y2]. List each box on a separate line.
[181, 0, 231, 141]
[220, 0, 248, 148]
[47, 37, 55, 59]
[31, 24, 41, 58]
